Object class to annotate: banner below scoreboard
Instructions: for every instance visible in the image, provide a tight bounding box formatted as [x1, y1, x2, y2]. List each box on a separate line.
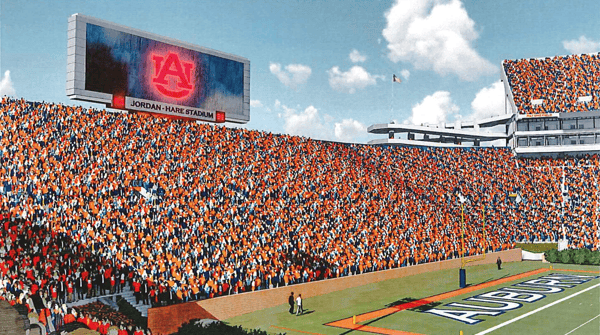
[120, 97, 225, 123]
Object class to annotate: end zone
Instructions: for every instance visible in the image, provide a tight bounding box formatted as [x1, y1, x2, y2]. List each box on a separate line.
[325, 267, 599, 335]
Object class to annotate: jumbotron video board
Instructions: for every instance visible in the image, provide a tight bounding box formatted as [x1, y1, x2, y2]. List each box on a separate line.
[66, 14, 250, 123]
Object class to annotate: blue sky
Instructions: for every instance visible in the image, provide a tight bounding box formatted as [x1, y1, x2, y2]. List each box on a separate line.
[1, 0, 599, 143]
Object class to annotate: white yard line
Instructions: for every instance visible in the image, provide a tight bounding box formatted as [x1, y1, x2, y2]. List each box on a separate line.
[564, 314, 600, 335]
[475, 283, 600, 335]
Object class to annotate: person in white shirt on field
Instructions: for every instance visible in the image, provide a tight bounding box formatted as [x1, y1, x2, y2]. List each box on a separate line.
[296, 294, 303, 316]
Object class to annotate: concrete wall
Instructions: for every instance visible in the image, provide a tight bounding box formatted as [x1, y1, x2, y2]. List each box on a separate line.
[148, 248, 521, 334]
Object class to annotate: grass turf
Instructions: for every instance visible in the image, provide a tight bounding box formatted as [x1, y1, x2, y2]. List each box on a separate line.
[487, 284, 599, 335]
[224, 262, 599, 335]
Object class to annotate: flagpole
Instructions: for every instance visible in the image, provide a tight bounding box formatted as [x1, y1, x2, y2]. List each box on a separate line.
[391, 75, 394, 122]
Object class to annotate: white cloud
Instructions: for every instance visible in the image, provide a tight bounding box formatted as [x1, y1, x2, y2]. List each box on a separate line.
[0, 70, 16, 96]
[382, 0, 496, 81]
[334, 119, 366, 142]
[407, 91, 459, 125]
[269, 62, 312, 89]
[328, 66, 384, 93]
[250, 99, 263, 108]
[280, 105, 330, 139]
[562, 36, 600, 54]
[400, 69, 410, 81]
[469, 81, 505, 120]
[274, 102, 366, 142]
[349, 49, 367, 63]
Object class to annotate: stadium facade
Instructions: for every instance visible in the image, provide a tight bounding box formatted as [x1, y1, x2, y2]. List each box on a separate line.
[368, 54, 600, 157]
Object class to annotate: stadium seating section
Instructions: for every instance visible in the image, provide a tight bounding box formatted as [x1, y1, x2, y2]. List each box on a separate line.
[0, 97, 598, 332]
[503, 53, 600, 114]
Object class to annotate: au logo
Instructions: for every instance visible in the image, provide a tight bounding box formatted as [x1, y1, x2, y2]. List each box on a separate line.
[151, 52, 195, 99]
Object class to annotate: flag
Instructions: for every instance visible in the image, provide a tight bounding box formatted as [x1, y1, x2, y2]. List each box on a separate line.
[393, 74, 402, 83]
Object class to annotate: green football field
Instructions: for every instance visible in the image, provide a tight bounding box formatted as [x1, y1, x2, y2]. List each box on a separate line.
[224, 262, 600, 335]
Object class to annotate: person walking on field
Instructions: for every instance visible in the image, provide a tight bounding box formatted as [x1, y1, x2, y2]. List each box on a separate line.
[497, 256, 502, 270]
[288, 292, 295, 314]
[296, 294, 303, 316]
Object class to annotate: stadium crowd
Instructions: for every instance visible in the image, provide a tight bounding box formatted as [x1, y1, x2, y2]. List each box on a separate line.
[503, 53, 600, 114]
[0, 96, 598, 330]
[0, 215, 149, 334]
[517, 156, 598, 249]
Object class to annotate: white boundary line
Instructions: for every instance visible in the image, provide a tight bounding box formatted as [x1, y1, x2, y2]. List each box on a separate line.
[475, 282, 600, 335]
[564, 314, 600, 335]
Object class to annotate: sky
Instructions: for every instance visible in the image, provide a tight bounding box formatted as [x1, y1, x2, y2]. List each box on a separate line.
[1, 0, 599, 144]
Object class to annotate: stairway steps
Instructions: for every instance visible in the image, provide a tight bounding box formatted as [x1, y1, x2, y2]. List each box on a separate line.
[66, 286, 151, 317]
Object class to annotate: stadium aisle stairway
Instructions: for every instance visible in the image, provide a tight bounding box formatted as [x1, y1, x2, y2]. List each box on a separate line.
[66, 286, 150, 318]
